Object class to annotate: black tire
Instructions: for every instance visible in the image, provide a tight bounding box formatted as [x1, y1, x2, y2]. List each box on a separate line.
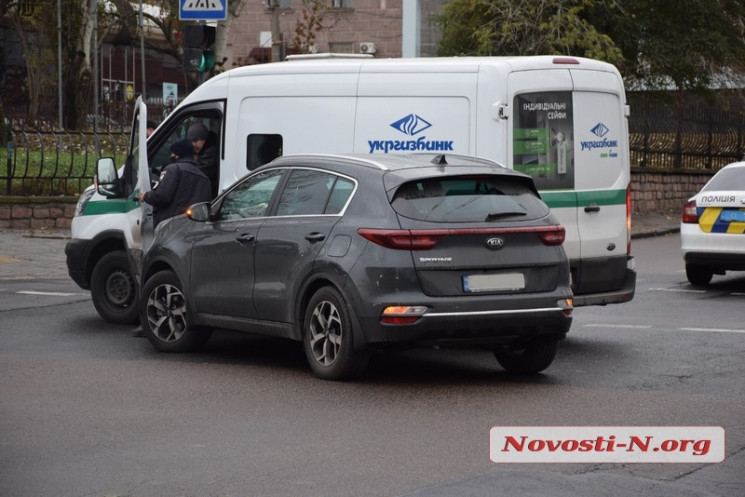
[686, 263, 713, 286]
[140, 270, 212, 352]
[90, 251, 139, 324]
[494, 337, 559, 374]
[302, 286, 370, 381]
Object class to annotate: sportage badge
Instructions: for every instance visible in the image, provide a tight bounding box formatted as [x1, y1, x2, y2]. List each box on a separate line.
[486, 237, 504, 249]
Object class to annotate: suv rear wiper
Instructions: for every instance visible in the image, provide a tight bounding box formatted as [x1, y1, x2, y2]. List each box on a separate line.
[485, 211, 527, 221]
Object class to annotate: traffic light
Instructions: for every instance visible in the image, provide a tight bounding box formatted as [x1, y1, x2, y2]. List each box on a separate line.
[183, 24, 216, 72]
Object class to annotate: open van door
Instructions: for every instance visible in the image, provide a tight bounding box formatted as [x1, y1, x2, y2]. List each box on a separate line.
[130, 97, 153, 282]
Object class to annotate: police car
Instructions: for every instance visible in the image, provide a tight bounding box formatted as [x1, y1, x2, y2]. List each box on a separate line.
[681, 161, 745, 285]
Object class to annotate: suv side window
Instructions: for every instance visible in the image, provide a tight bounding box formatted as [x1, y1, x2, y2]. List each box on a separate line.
[276, 169, 336, 216]
[216, 169, 283, 221]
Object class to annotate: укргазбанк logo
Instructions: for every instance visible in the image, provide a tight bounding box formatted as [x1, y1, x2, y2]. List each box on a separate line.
[368, 114, 453, 153]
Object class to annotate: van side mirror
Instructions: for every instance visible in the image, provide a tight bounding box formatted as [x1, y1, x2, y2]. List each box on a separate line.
[95, 157, 120, 197]
[187, 202, 211, 222]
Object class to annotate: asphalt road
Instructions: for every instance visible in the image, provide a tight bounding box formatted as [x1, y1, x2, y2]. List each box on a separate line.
[0, 231, 743, 497]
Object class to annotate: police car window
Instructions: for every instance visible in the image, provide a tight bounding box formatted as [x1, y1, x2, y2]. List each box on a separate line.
[217, 169, 283, 221]
[703, 168, 745, 191]
[276, 169, 335, 216]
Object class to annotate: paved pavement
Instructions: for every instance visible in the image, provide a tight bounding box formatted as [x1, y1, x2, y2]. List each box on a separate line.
[0, 213, 681, 281]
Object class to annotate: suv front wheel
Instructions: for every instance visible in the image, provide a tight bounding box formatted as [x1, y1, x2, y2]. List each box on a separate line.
[140, 270, 212, 352]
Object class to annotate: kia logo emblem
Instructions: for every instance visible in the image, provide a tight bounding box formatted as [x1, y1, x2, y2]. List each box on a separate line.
[486, 237, 504, 249]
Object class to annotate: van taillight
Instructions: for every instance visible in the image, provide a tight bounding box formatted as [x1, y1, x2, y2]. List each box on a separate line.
[682, 200, 699, 223]
[627, 184, 632, 255]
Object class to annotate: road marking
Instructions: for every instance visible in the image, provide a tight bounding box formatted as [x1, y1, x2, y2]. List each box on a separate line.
[649, 287, 706, 293]
[584, 324, 653, 329]
[680, 327, 745, 334]
[17, 290, 85, 297]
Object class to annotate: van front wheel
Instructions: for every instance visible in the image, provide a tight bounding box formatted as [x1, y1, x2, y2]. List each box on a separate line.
[90, 251, 139, 324]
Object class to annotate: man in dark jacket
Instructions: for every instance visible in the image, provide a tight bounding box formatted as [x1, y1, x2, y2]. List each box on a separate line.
[137, 138, 211, 227]
[187, 122, 219, 196]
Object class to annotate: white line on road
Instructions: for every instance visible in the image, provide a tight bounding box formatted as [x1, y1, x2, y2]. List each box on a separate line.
[680, 327, 745, 334]
[17, 290, 85, 297]
[649, 287, 706, 293]
[584, 324, 653, 329]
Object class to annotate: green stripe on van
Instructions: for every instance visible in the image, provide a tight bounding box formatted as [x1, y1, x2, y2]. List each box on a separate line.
[540, 189, 626, 209]
[83, 198, 139, 215]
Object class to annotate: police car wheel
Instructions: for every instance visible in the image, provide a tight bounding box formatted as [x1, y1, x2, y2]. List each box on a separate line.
[685, 263, 713, 286]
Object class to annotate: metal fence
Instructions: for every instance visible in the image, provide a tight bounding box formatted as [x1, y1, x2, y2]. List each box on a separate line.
[628, 105, 745, 172]
[2, 129, 130, 196]
[4, 100, 745, 197]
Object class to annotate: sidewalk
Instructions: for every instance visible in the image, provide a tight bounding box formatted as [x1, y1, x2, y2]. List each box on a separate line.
[0, 213, 681, 281]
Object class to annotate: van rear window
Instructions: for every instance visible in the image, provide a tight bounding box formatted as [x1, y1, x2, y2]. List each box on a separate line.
[390, 176, 549, 223]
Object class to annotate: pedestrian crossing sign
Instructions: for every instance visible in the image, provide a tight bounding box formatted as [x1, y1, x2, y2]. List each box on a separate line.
[180, 0, 227, 20]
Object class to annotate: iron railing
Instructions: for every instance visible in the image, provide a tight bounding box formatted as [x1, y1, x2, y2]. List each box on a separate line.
[4, 103, 744, 197]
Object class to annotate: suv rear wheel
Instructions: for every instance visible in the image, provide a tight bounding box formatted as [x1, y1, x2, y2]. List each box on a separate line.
[303, 286, 370, 381]
[494, 337, 558, 374]
[140, 270, 211, 352]
[90, 251, 139, 324]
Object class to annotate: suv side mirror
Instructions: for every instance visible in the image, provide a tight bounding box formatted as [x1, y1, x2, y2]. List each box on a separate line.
[187, 202, 211, 222]
[95, 158, 120, 197]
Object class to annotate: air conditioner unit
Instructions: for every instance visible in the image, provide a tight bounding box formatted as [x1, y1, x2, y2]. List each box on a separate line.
[359, 42, 377, 54]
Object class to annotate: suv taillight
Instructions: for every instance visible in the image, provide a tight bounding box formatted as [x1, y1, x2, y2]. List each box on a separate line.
[682, 200, 698, 224]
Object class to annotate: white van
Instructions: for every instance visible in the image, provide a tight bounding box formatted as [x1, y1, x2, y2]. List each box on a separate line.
[66, 55, 636, 324]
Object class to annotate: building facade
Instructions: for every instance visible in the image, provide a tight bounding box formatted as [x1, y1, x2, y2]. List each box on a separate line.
[224, 0, 445, 69]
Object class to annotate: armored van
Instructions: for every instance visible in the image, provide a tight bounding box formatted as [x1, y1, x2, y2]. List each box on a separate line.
[66, 55, 635, 324]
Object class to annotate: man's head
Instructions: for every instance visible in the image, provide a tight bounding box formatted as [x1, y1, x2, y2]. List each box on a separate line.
[187, 123, 210, 154]
[169, 138, 194, 161]
[146, 120, 157, 137]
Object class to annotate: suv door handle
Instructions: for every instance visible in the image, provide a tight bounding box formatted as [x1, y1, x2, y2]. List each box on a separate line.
[236, 233, 255, 245]
[305, 232, 326, 242]
[584, 204, 600, 213]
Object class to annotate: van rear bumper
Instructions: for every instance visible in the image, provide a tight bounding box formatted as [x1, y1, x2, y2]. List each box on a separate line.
[571, 255, 636, 306]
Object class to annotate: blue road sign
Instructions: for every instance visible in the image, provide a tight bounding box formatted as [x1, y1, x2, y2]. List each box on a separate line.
[180, 0, 227, 21]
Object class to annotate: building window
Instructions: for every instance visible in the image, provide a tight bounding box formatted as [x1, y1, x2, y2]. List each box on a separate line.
[330, 0, 351, 9]
[328, 42, 354, 53]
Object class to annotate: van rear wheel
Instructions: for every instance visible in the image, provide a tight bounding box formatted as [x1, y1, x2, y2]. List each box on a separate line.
[90, 251, 139, 324]
[494, 337, 558, 374]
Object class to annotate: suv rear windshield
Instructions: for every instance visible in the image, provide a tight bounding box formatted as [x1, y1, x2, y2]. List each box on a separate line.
[390, 176, 549, 222]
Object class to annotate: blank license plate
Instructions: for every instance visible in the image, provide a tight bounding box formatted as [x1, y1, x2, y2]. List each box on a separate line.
[720, 210, 745, 222]
[463, 273, 525, 292]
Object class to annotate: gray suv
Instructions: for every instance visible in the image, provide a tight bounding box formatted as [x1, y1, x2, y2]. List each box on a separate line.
[139, 153, 573, 380]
